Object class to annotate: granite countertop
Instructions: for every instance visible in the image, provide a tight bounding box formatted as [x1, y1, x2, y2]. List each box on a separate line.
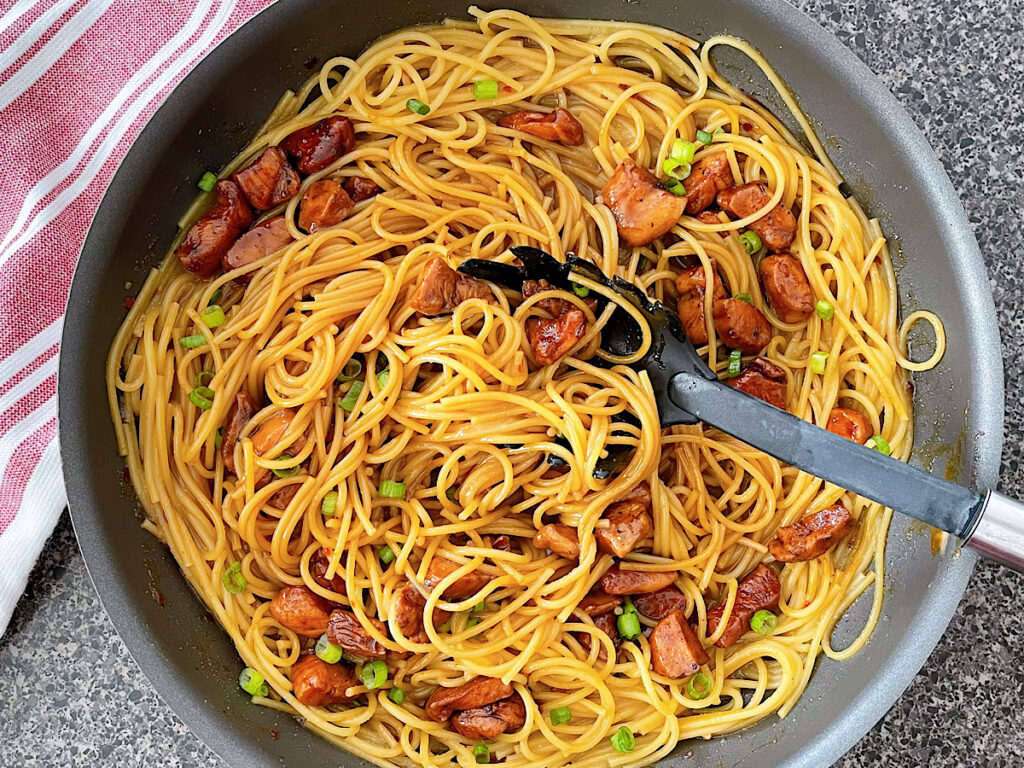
[3, 0, 1024, 765]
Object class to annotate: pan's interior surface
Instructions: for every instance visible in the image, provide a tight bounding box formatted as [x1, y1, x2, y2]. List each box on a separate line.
[57, 1, 1004, 766]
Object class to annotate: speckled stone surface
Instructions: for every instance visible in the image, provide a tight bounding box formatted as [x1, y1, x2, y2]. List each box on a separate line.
[3, 0, 1024, 765]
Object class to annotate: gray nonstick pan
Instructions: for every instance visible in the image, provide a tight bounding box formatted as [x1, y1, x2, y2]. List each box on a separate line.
[57, 1, 1005, 767]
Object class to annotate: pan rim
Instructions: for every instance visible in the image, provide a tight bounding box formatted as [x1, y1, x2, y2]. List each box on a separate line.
[56, 1, 1004, 767]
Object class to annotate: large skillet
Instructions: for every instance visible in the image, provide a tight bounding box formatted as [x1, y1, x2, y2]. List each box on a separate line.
[57, 0, 1004, 766]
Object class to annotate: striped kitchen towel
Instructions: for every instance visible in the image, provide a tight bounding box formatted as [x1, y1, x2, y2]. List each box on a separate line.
[0, 0, 275, 637]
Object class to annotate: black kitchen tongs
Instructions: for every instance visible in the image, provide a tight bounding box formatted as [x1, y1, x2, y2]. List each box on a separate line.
[459, 246, 1024, 571]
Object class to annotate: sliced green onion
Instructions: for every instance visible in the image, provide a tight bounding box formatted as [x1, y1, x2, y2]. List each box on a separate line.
[222, 561, 246, 594]
[696, 129, 714, 144]
[750, 609, 778, 635]
[315, 634, 343, 664]
[361, 659, 388, 689]
[809, 351, 829, 375]
[437, 620, 452, 633]
[198, 171, 217, 192]
[734, 292, 753, 303]
[379, 479, 406, 499]
[714, 127, 725, 135]
[387, 686, 405, 705]
[321, 490, 339, 517]
[727, 349, 743, 378]
[195, 370, 215, 386]
[200, 304, 226, 328]
[336, 358, 363, 383]
[271, 454, 300, 478]
[466, 616, 481, 628]
[610, 725, 635, 753]
[616, 610, 641, 641]
[215, 428, 223, 450]
[739, 230, 762, 255]
[686, 671, 712, 700]
[376, 369, 390, 390]
[670, 138, 697, 164]
[189, 386, 215, 410]
[550, 706, 572, 726]
[866, 435, 891, 455]
[446, 485, 459, 502]
[472, 79, 499, 99]
[815, 300, 834, 320]
[472, 600, 486, 613]
[472, 744, 490, 764]
[662, 177, 686, 196]
[662, 157, 691, 181]
[238, 667, 268, 697]
[209, 287, 223, 305]
[622, 596, 638, 615]
[406, 98, 430, 115]
[571, 282, 590, 298]
[379, 545, 396, 565]
[179, 334, 207, 349]
[339, 379, 364, 412]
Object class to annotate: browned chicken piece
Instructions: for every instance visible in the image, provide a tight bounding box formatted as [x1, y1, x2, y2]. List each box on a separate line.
[759, 253, 814, 323]
[769, 504, 855, 563]
[577, 589, 623, 616]
[221, 391, 258, 473]
[269, 585, 333, 637]
[343, 175, 382, 202]
[290, 653, 359, 706]
[728, 357, 788, 410]
[576, 610, 622, 656]
[174, 180, 252, 277]
[309, 547, 346, 594]
[425, 677, 514, 722]
[424, 557, 492, 599]
[649, 609, 709, 678]
[533, 523, 581, 559]
[595, 482, 653, 557]
[676, 265, 728, 346]
[497, 107, 584, 146]
[633, 586, 689, 620]
[826, 407, 872, 444]
[298, 179, 354, 233]
[491, 535, 512, 552]
[603, 159, 687, 247]
[326, 609, 388, 659]
[393, 582, 450, 643]
[713, 298, 772, 354]
[599, 564, 678, 595]
[409, 257, 493, 315]
[526, 309, 586, 365]
[222, 216, 293, 278]
[717, 181, 797, 253]
[706, 564, 781, 648]
[232, 147, 300, 210]
[682, 152, 733, 215]
[696, 210, 729, 235]
[280, 115, 356, 174]
[251, 408, 297, 456]
[268, 483, 300, 510]
[451, 692, 527, 739]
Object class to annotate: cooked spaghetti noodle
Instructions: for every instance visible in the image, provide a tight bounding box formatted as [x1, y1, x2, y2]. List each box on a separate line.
[106, 8, 943, 767]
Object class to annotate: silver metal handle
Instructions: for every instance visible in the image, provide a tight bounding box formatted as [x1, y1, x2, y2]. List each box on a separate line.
[964, 491, 1024, 572]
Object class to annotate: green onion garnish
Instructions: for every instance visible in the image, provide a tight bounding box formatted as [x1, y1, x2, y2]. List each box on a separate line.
[361, 659, 388, 689]
[815, 300, 834, 320]
[437, 620, 452, 632]
[339, 379, 364, 412]
[696, 129, 714, 144]
[686, 671, 712, 700]
[180, 334, 207, 349]
[201, 304, 226, 328]
[550, 706, 572, 726]
[379, 545, 396, 565]
[271, 454, 300, 478]
[406, 98, 430, 115]
[378, 479, 405, 499]
[809, 351, 829, 375]
[623, 596, 638, 615]
[866, 435, 891, 455]
[198, 172, 217, 192]
[472, 79, 498, 100]
[321, 490, 339, 517]
[446, 485, 459, 502]
[387, 686, 405, 705]
[215, 428, 223, 450]
[662, 156, 691, 181]
[195, 370, 214, 386]
[209, 287, 222, 305]
[189, 386, 215, 410]
[572, 283, 590, 298]
[670, 138, 697, 164]
[610, 726, 635, 753]
[376, 369, 390, 390]
[315, 634, 343, 664]
[472, 744, 490, 764]
[616, 610, 641, 641]
[734, 292, 752, 303]
[222, 561, 246, 594]
[714, 127, 725, 135]
[472, 600, 486, 613]
[750, 609, 777, 635]
[739, 230, 762, 255]
[238, 667, 268, 697]
[662, 177, 686, 196]
[336, 358, 363, 383]
[466, 616, 481, 628]
[727, 349, 743, 378]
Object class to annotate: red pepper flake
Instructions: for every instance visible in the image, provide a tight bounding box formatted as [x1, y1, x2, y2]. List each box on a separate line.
[502, 85, 514, 93]
[804, 600, 811, 607]
[742, 121, 754, 131]
[270, 729, 280, 741]
[818, 185, 824, 192]
[124, 296, 135, 309]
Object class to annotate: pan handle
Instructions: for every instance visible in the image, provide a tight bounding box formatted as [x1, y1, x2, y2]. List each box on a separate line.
[964, 491, 1024, 572]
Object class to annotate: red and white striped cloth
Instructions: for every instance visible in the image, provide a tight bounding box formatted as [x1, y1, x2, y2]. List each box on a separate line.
[0, 0, 276, 636]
